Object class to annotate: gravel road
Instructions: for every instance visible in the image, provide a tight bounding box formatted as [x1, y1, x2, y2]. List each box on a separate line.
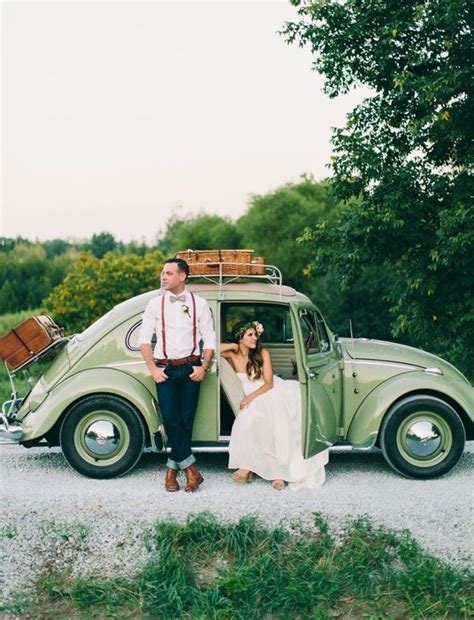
[1, 443, 473, 603]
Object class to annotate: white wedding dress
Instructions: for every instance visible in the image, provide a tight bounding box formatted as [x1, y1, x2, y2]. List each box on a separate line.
[228, 373, 329, 490]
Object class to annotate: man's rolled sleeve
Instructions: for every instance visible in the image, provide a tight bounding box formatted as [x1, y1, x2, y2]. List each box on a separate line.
[199, 301, 216, 351]
[138, 300, 156, 346]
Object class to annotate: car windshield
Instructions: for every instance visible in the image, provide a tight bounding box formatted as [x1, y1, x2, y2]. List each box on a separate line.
[76, 310, 114, 341]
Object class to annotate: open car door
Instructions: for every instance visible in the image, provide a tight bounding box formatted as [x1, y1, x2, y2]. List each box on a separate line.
[294, 307, 342, 458]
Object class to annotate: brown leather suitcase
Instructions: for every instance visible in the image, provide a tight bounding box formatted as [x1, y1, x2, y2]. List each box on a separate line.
[0, 315, 64, 371]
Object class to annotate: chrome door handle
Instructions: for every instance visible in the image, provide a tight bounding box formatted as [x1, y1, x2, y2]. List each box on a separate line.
[308, 371, 319, 379]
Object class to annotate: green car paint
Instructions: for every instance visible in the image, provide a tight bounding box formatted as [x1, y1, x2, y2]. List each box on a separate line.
[3, 282, 472, 479]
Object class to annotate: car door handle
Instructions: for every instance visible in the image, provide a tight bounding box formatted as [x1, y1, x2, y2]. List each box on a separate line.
[308, 371, 319, 379]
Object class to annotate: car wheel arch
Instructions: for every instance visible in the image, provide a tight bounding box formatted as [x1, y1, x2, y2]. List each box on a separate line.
[58, 392, 153, 445]
[22, 368, 161, 446]
[382, 389, 472, 442]
[346, 374, 472, 448]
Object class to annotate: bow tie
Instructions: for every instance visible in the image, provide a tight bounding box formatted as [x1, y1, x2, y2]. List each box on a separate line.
[170, 294, 186, 303]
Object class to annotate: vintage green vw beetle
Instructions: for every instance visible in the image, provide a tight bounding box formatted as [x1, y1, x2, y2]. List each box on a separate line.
[1, 267, 472, 479]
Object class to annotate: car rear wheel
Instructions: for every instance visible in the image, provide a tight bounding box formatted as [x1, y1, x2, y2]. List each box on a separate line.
[380, 395, 465, 479]
[60, 395, 146, 478]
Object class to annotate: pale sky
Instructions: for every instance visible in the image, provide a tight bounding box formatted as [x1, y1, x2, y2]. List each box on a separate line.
[1, 0, 364, 244]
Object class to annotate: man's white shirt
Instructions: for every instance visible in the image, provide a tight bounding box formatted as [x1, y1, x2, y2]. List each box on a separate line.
[138, 288, 216, 359]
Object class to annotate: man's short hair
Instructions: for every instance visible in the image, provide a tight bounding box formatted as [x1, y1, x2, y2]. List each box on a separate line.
[165, 257, 189, 278]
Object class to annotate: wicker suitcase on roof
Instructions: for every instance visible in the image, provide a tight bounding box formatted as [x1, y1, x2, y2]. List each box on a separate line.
[0, 315, 64, 371]
[175, 249, 255, 275]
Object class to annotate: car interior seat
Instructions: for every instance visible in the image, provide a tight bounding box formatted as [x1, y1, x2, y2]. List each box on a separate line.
[219, 356, 245, 418]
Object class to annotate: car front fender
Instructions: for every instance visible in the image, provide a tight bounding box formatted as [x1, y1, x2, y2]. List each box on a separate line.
[346, 371, 473, 448]
[20, 368, 161, 442]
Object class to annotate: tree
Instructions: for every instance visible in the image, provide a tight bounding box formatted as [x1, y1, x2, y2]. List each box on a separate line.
[0, 280, 19, 314]
[284, 0, 473, 377]
[89, 232, 119, 258]
[237, 176, 339, 292]
[156, 212, 242, 256]
[44, 251, 165, 332]
[43, 239, 71, 259]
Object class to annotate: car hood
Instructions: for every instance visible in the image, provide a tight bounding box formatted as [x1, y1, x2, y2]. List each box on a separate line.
[341, 338, 467, 380]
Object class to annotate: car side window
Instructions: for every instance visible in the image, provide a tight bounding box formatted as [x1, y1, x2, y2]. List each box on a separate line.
[299, 309, 330, 355]
[315, 310, 330, 353]
[222, 303, 293, 344]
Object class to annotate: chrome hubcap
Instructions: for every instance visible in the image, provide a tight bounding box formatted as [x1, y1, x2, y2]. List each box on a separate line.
[84, 420, 121, 456]
[396, 411, 452, 467]
[406, 421, 442, 457]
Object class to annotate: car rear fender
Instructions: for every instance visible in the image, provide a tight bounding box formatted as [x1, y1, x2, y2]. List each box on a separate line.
[346, 372, 473, 448]
[20, 368, 161, 442]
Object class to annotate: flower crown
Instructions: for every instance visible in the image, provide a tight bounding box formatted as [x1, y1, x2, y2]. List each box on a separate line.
[234, 321, 264, 341]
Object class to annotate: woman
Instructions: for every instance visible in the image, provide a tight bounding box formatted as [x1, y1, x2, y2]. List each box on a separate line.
[221, 320, 329, 491]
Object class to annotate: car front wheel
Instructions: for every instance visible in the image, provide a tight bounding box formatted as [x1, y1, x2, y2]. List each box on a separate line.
[60, 395, 146, 478]
[380, 395, 465, 479]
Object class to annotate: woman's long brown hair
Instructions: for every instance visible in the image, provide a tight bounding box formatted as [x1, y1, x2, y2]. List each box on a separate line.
[232, 321, 263, 380]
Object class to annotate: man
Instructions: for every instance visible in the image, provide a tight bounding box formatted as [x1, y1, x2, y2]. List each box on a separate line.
[139, 258, 216, 492]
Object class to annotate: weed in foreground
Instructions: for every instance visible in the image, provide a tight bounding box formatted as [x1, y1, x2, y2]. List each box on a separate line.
[2, 512, 473, 619]
[39, 520, 89, 545]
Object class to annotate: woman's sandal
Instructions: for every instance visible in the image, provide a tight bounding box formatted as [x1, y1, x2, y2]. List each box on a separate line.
[272, 479, 285, 491]
[231, 470, 254, 483]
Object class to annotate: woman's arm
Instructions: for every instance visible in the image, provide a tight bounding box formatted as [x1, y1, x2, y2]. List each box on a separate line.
[240, 349, 274, 409]
[220, 342, 238, 359]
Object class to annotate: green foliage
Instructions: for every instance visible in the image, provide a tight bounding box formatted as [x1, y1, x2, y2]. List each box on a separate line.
[0, 243, 76, 314]
[0, 235, 154, 316]
[237, 176, 339, 292]
[284, 0, 473, 377]
[310, 266, 399, 340]
[89, 231, 120, 258]
[44, 251, 165, 332]
[4, 513, 473, 618]
[156, 211, 242, 255]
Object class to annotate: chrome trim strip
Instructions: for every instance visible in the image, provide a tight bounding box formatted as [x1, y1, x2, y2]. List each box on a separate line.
[151, 444, 376, 454]
[424, 367, 443, 375]
[350, 360, 418, 370]
[104, 361, 147, 368]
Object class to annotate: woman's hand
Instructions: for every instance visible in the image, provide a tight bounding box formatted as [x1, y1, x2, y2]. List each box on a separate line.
[240, 394, 254, 409]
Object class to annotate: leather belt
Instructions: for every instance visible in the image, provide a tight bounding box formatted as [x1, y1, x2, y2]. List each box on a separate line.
[154, 355, 200, 367]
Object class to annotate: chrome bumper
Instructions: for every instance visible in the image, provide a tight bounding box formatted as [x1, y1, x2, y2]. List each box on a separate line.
[0, 416, 23, 442]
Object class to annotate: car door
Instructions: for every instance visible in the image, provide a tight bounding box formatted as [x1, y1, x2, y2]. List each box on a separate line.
[192, 298, 219, 441]
[294, 306, 342, 458]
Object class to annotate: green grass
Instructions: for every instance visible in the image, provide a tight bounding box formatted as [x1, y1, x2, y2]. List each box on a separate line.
[39, 521, 89, 545]
[3, 513, 473, 619]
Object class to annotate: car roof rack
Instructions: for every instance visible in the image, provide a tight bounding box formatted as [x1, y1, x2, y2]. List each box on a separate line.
[187, 262, 283, 299]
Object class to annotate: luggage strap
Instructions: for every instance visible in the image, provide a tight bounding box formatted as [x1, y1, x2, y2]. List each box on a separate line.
[12, 328, 34, 355]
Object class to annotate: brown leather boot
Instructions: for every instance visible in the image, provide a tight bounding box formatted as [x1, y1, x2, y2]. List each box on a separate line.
[165, 467, 180, 492]
[184, 463, 203, 492]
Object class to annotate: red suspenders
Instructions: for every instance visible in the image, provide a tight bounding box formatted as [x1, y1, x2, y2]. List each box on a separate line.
[161, 292, 197, 359]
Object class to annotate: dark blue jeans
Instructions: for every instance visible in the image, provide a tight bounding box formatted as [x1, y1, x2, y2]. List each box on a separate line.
[155, 362, 201, 470]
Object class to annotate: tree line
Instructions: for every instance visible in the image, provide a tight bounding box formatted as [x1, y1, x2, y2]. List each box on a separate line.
[1, 177, 396, 346]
